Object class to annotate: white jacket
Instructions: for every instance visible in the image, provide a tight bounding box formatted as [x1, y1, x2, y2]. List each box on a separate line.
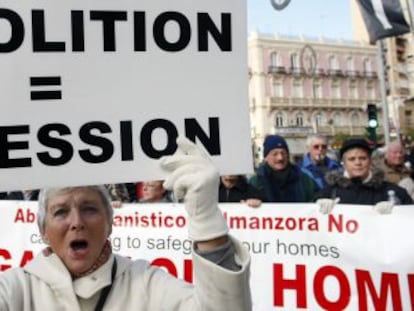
[0, 237, 251, 311]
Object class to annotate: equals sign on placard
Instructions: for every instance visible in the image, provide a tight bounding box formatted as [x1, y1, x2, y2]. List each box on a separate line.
[30, 76, 62, 100]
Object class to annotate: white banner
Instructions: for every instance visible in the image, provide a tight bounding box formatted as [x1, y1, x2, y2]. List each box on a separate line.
[1, 202, 414, 310]
[0, 0, 252, 191]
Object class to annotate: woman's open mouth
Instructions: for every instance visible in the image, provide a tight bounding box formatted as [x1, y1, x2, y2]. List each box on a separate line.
[69, 239, 89, 257]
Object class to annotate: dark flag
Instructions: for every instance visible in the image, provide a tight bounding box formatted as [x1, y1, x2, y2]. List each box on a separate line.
[357, 0, 410, 43]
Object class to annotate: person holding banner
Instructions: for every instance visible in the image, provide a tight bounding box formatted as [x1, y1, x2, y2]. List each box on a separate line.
[0, 137, 251, 310]
[249, 135, 318, 202]
[316, 137, 413, 214]
[219, 175, 265, 207]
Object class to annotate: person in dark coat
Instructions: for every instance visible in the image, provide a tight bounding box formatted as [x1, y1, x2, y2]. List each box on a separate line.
[5, 190, 39, 201]
[249, 135, 318, 203]
[316, 137, 413, 214]
[219, 175, 265, 208]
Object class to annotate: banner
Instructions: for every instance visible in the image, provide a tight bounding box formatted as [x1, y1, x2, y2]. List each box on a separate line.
[357, 0, 410, 43]
[0, 0, 252, 191]
[1, 201, 414, 310]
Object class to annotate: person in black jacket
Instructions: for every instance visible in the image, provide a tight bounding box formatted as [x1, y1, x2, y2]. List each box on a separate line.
[5, 190, 39, 201]
[219, 175, 265, 208]
[316, 137, 413, 214]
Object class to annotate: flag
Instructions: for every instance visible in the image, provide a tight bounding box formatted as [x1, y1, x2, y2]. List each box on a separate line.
[357, 0, 411, 43]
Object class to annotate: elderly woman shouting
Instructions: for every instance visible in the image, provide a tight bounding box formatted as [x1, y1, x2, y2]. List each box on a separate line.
[316, 137, 413, 214]
[0, 138, 251, 311]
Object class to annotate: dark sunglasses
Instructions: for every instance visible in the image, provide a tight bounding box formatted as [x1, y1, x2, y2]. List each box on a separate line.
[312, 144, 327, 150]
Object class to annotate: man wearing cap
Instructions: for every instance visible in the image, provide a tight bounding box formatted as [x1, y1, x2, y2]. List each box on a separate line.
[316, 137, 413, 214]
[249, 135, 318, 202]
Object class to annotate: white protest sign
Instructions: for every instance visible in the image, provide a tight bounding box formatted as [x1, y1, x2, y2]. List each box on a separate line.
[1, 202, 414, 310]
[0, 0, 251, 191]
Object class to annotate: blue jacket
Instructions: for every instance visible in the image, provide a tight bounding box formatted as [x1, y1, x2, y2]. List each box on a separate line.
[299, 154, 342, 190]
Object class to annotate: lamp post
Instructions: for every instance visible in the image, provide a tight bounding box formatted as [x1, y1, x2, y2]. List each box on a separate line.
[270, 0, 291, 11]
[377, 40, 391, 146]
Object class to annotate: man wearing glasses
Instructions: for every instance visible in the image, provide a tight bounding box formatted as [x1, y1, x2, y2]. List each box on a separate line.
[299, 134, 342, 190]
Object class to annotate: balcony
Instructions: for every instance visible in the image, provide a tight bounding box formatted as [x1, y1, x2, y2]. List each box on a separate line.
[310, 98, 332, 108]
[313, 68, 325, 76]
[274, 126, 313, 135]
[272, 125, 373, 138]
[289, 67, 305, 76]
[268, 97, 370, 110]
[362, 71, 378, 78]
[269, 97, 309, 108]
[327, 69, 343, 77]
[320, 126, 370, 135]
[345, 70, 360, 78]
[268, 66, 287, 75]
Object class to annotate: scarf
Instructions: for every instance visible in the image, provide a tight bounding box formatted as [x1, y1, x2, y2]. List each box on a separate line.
[343, 170, 373, 184]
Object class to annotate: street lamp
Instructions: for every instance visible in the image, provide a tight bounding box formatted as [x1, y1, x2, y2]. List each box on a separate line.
[270, 0, 291, 11]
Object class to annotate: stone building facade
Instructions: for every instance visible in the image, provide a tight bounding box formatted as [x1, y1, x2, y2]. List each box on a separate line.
[248, 32, 381, 161]
[351, 0, 414, 139]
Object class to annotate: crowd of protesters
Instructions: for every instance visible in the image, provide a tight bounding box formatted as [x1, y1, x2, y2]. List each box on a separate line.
[2, 134, 414, 213]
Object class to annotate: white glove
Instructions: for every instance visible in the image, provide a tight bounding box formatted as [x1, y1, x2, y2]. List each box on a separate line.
[160, 137, 229, 241]
[398, 177, 414, 199]
[373, 201, 394, 214]
[316, 198, 340, 214]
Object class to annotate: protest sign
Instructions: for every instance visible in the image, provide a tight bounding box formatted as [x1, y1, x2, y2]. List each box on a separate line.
[0, 0, 251, 191]
[1, 202, 413, 310]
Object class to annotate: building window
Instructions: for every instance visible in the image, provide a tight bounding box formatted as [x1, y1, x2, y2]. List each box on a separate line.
[366, 81, 375, 99]
[296, 113, 304, 126]
[270, 52, 280, 66]
[315, 113, 324, 126]
[347, 57, 354, 71]
[329, 55, 339, 70]
[293, 79, 302, 97]
[351, 112, 360, 126]
[331, 80, 341, 98]
[363, 58, 372, 73]
[276, 113, 284, 127]
[312, 81, 322, 98]
[349, 81, 358, 99]
[334, 113, 342, 126]
[272, 81, 284, 97]
[291, 53, 300, 69]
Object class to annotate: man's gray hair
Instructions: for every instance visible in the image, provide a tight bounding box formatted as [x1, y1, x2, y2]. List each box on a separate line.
[37, 185, 113, 233]
[305, 134, 327, 148]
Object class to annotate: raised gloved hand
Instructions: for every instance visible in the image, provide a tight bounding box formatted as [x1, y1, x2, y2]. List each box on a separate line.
[373, 201, 394, 214]
[316, 198, 340, 214]
[160, 137, 229, 241]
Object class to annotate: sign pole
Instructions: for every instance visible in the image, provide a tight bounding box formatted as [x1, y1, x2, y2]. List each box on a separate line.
[376, 40, 391, 146]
